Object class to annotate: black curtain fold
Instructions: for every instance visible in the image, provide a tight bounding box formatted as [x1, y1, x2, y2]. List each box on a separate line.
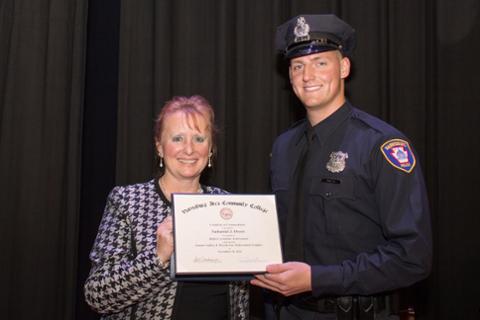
[75, 0, 121, 319]
[435, 1, 480, 318]
[0, 0, 87, 319]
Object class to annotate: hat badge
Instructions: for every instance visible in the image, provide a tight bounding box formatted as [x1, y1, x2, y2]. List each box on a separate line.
[294, 17, 310, 43]
[326, 151, 348, 173]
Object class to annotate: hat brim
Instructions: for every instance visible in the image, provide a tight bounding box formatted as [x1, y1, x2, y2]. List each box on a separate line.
[285, 42, 339, 60]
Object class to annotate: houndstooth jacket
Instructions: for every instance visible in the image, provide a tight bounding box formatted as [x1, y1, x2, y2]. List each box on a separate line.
[84, 180, 249, 319]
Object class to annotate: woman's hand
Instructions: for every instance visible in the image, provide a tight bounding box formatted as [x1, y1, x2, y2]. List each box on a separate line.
[156, 215, 174, 263]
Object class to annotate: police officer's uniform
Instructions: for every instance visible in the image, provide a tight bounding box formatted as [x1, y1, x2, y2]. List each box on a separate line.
[268, 14, 432, 320]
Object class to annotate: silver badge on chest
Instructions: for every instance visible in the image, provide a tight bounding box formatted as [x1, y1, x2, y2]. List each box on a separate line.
[326, 151, 349, 173]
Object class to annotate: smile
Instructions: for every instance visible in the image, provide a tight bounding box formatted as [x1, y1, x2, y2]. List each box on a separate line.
[303, 85, 322, 92]
[178, 159, 197, 164]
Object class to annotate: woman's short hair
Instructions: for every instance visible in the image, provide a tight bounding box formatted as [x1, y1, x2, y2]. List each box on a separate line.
[154, 95, 218, 155]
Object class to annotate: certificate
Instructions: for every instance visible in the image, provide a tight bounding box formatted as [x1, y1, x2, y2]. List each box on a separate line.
[170, 194, 283, 280]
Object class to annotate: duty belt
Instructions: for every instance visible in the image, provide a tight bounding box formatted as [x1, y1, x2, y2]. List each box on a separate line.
[290, 295, 389, 319]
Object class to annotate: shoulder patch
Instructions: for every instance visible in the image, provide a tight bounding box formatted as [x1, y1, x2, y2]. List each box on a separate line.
[380, 139, 416, 173]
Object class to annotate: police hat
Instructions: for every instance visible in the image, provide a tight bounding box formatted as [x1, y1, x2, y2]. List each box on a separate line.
[275, 14, 356, 59]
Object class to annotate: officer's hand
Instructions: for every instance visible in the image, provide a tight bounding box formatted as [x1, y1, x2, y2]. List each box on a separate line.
[250, 262, 312, 296]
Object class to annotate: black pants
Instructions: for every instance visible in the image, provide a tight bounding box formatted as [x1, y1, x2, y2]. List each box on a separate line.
[264, 302, 399, 320]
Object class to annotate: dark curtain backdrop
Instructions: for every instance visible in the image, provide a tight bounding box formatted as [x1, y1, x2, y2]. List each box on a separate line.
[0, 0, 87, 319]
[1, 0, 480, 320]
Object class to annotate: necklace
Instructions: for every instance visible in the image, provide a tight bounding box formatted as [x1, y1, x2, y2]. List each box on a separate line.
[158, 178, 202, 200]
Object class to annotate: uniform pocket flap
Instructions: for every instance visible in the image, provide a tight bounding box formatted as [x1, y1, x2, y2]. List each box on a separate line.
[310, 175, 355, 200]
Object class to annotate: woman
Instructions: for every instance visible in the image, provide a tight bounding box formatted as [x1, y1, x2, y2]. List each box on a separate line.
[84, 95, 249, 319]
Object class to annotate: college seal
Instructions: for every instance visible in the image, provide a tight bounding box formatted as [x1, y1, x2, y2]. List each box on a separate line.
[219, 207, 233, 220]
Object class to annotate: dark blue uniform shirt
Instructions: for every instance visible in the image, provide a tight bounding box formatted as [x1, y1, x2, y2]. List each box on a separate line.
[270, 102, 432, 298]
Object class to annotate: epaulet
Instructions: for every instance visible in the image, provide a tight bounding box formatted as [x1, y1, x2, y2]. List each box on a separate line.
[351, 107, 400, 136]
[350, 108, 416, 173]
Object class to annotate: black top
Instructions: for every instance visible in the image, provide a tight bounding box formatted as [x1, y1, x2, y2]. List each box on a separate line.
[155, 180, 229, 320]
[173, 281, 228, 320]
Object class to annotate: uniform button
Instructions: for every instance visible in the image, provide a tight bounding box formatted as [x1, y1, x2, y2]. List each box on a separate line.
[325, 192, 332, 197]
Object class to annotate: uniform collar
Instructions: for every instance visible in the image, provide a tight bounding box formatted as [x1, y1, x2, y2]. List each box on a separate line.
[294, 102, 352, 145]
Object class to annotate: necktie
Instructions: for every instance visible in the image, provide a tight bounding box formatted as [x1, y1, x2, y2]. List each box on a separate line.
[283, 128, 313, 262]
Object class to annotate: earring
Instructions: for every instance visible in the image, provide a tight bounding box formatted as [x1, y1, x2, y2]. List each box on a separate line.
[159, 157, 163, 168]
[208, 153, 212, 168]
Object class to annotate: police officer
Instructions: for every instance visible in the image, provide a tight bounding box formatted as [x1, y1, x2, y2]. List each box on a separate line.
[250, 14, 432, 320]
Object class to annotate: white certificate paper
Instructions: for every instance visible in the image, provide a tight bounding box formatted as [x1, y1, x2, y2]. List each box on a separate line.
[171, 194, 283, 279]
